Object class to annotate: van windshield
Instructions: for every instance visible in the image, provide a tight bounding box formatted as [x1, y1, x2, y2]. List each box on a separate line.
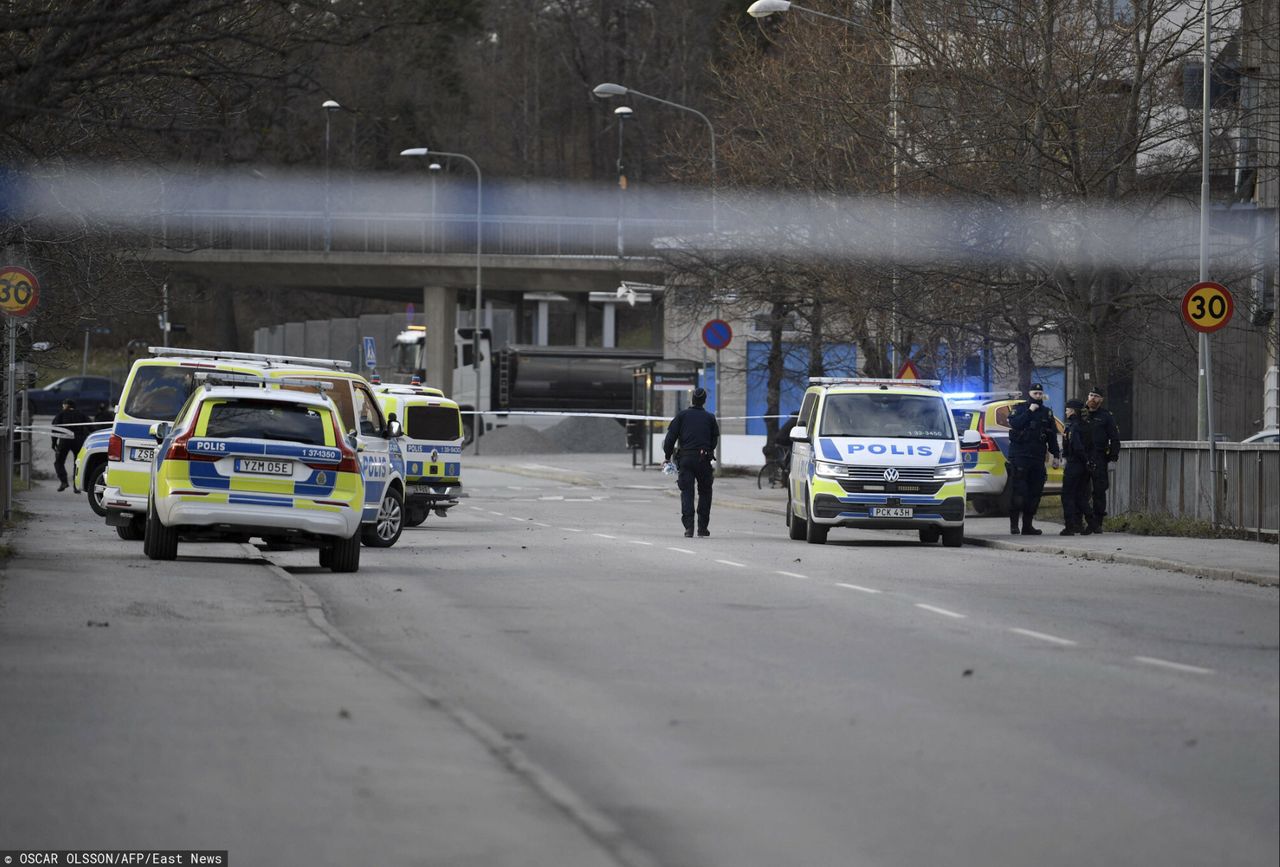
[204, 400, 328, 445]
[122, 366, 197, 422]
[820, 393, 953, 439]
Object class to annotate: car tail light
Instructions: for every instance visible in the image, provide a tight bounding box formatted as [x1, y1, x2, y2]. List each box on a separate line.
[166, 420, 218, 462]
[976, 415, 999, 451]
[107, 434, 123, 461]
[328, 415, 361, 474]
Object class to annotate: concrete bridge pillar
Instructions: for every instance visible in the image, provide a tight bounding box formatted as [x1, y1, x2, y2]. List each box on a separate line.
[422, 286, 457, 395]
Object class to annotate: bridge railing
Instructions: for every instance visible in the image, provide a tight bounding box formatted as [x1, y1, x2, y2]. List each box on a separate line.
[151, 211, 708, 258]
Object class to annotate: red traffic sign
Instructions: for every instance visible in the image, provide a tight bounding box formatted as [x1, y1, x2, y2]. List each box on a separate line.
[0, 265, 40, 317]
[1181, 281, 1234, 333]
[702, 319, 732, 351]
[896, 359, 921, 380]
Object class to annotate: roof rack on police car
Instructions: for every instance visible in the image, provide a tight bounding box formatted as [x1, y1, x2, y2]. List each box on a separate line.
[194, 371, 334, 392]
[946, 390, 1023, 400]
[808, 377, 942, 388]
[148, 346, 352, 370]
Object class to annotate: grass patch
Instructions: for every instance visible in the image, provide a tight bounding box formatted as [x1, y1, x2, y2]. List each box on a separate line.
[1106, 511, 1277, 543]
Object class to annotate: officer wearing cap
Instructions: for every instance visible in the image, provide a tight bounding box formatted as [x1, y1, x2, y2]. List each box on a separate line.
[662, 387, 720, 538]
[1006, 382, 1061, 535]
[1080, 387, 1122, 533]
[1059, 398, 1090, 535]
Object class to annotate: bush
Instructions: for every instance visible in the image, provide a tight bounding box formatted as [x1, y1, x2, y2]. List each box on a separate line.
[1105, 512, 1277, 543]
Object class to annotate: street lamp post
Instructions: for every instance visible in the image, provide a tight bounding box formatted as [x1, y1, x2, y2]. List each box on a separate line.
[400, 147, 484, 455]
[614, 106, 634, 257]
[322, 99, 341, 252]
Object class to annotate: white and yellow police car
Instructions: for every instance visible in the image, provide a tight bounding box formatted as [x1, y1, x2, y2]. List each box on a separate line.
[374, 383, 463, 527]
[144, 374, 365, 571]
[786, 378, 980, 546]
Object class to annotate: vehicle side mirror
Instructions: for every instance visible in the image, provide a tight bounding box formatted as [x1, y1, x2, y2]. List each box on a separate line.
[960, 430, 981, 448]
[150, 422, 171, 442]
[387, 419, 403, 439]
[790, 426, 810, 443]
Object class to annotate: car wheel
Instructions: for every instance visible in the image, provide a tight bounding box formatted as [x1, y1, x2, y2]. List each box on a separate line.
[404, 504, 428, 528]
[462, 419, 475, 447]
[115, 515, 145, 541]
[329, 530, 361, 572]
[804, 488, 828, 544]
[144, 500, 178, 561]
[918, 526, 941, 544]
[85, 461, 108, 517]
[941, 526, 964, 548]
[362, 487, 404, 548]
[788, 488, 806, 540]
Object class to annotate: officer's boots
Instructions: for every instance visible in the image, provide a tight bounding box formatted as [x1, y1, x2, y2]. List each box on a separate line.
[1085, 517, 1103, 535]
[1009, 514, 1020, 535]
[1021, 513, 1043, 535]
[1060, 520, 1079, 536]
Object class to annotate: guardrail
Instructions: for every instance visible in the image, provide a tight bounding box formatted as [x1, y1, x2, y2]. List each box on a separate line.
[1110, 441, 1279, 535]
[149, 211, 706, 258]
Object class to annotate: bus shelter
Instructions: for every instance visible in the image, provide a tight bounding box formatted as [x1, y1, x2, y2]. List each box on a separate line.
[630, 359, 701, 468]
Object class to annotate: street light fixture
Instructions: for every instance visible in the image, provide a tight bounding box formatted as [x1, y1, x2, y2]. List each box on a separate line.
[614, 106, 634, 258]
[400, 146, 485, 454]
[322, 100, 341, 252]
[592, 82, 717, 234]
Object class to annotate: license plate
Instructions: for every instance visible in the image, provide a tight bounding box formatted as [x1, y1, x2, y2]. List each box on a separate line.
[871, 507, 913, 518]
[235, 458, 293, 476]
[130, 447, 155, 463]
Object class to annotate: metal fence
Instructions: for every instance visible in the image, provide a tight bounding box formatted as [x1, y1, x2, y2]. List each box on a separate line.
[1110, 441, 1280, 535]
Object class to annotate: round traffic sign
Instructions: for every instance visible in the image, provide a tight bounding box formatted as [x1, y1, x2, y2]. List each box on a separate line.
[1181, 281, 1234, 333]
[702, 319, 732, 351]
[0, 265, 40, 317]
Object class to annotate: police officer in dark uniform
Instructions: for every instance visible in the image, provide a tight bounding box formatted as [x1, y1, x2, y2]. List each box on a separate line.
[1080, 387, 1122, 534]
[91, 401, 114, 433]
[1059, 398, 1090, 535]
[662, 387, 720, 538]
[51, 399, 90, 491]
[1006, 383, 1061, 535]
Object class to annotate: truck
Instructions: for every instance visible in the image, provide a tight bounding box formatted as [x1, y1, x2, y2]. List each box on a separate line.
[393, 327, 661, 443]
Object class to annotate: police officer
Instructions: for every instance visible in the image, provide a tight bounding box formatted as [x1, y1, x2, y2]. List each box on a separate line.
[1006, 383, 1061, 535]
[92, 401, 114, 433]
[51, 399, 90, 492]
[1080, 387, 1122, 534]
[1059, 399, 1090, 535]
[662, 386, 720, 538]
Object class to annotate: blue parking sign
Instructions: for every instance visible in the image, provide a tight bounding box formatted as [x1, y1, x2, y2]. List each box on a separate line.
[363, 336, 377, 370]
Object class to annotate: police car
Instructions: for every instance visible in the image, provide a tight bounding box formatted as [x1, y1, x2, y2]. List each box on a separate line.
[374, 382, 463, 526]
[949, 393, 1064, 515]
[75, 425, 114, 517]
[143, 374, 365, 571]
[786, 378, 980, 546]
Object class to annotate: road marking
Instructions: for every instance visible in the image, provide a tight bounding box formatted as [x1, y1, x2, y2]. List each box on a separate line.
[469, 505, 484, 511]
[715, 559, 746, 568]
[593, 533, 617, 540]
[560, 527, 583, 533]
[667, 547, 695, 554]
[776, 571, 809, 579]
[628, 540, 654, 546]
[489, 511, 505, 516]
[836, 582, 881, 594]
[532, 521, 551, 527]
[509, 516, 526, 522]
[1133, 656, 1214, 675]
[915, 603, 966, 619]
[1009, 627, 1077, 646]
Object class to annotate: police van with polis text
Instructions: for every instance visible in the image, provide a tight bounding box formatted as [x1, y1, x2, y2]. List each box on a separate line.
[786, 378, 981, 546]
[374, 381, 463, 527]
[143, 372, 365, 570]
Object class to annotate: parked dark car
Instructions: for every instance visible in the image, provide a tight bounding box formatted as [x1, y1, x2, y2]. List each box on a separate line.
[22, 376, 121, 416]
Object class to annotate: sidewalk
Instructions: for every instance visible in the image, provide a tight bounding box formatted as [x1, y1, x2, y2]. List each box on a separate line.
[477, 453, 1279, 588]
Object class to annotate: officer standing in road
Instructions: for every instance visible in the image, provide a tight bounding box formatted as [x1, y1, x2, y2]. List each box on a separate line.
[662, 386, 720, 538]
[1080, 387, 1122, 534]
[1059, 399, 1091, 536]
[1006, 383, 1061, 535]
[51, 399, 90, 492]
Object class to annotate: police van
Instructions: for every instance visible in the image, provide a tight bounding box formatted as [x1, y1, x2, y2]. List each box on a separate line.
[374, 383, 463, 527]
[143, 373, 365, 571]
[786, 378, 980, 546]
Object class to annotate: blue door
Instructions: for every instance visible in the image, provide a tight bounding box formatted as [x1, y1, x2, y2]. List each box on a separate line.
[1032, 366, 1066, 419]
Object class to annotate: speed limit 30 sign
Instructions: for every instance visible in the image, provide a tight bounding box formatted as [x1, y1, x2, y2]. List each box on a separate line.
[1181, 281, 1233, 333]
[0, 265, 40, 317]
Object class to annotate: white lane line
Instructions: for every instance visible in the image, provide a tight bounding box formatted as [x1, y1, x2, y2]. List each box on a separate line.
[593, 533, 617, 540]
[836, 582, 881, 594]
[715, 559, 746, 568]
[915, 603, 966, 619]
[1009, 627, 1078, 647]
[628, 540, 654, 546]
[560, 527, 583, 533]
[532, 521, 551, 528]
[489, 511, 505, 516]
[469, 505, 484, 511]
[509, 516, 526, 522]
[667, 547, 695, 554]
[1133, 656, 1215, 675]
[776, 571, 809, 579]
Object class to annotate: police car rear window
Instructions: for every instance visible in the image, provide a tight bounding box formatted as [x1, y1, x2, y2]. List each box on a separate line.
[204, 400, 328, 445]
[821, 394, 953, 439]
[123, 366, 197, 422]
[406, 405, 461, 441]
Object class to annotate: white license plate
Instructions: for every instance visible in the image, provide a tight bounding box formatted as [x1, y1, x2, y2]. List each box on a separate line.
[871, 507, 913, 518]
[130, 447, 155, 463]
[235, 458, 293, 476]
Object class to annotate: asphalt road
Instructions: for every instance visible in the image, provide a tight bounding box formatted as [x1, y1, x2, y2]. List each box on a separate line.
[3, 460, 1277, 867]
[272, 465, 1278, 867]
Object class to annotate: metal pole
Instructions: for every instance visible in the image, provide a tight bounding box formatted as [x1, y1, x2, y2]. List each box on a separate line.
[1198, 0, 1218, 525]
[18, 376, 29, 485]
[714, 348, 722, 466]
[324, 109, 333, 253]
[82, 329, 90, 376]
[4, 317, 15, 521]
[617, 111, 626, 258]
[161, 282, 170, 348]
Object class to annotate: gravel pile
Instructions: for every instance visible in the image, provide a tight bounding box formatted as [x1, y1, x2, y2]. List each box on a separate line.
[477, 424, 559, 455]
[543, 416, 629, 453]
